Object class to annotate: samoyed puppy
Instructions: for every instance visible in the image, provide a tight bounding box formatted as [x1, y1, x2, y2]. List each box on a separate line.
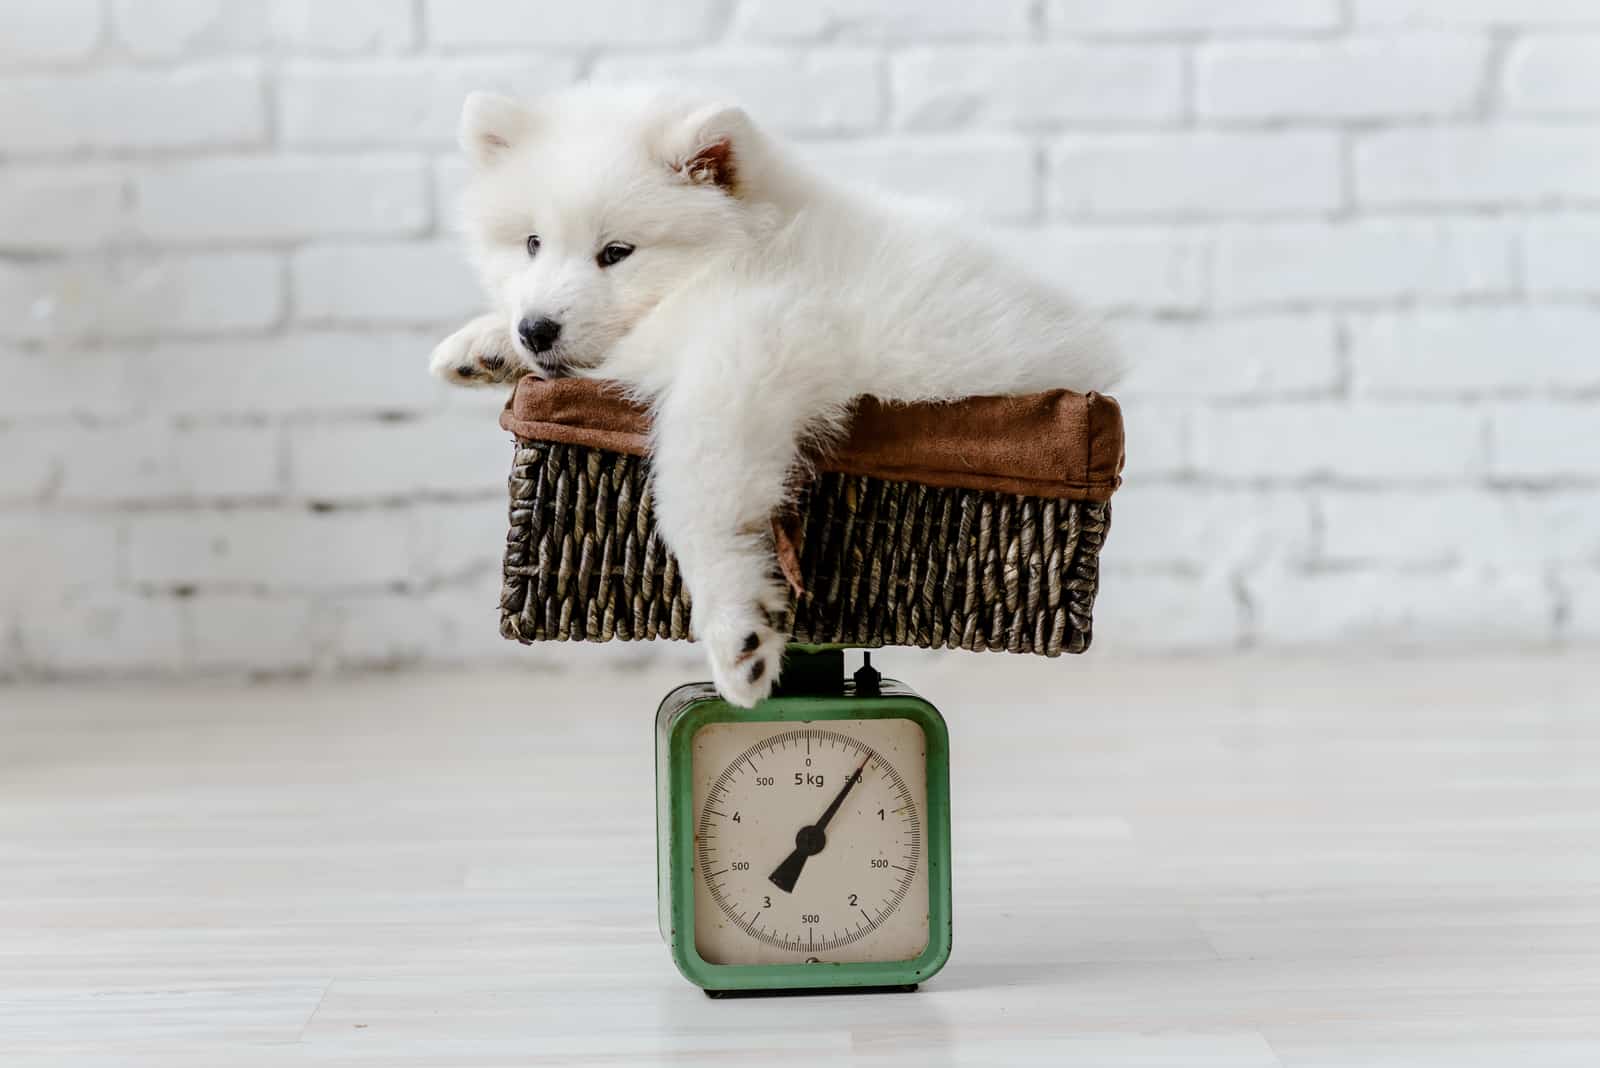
[431, 84, 1120, 706]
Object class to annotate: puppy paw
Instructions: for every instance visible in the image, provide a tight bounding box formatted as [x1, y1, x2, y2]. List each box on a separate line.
[699, 594, 791, 708]
[429, 317, 523, 387]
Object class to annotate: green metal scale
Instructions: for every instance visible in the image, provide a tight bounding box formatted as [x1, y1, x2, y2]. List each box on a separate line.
[655, 646, 952, 996]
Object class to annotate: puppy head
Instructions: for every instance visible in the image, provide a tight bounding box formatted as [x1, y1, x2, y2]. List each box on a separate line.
[457, 86, 762, 378]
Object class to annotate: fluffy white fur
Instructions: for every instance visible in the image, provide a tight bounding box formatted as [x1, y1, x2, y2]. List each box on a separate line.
[432, 85, 1122, 706]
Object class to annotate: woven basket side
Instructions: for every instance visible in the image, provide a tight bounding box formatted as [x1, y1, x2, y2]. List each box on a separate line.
[501, 441, 1107, 655]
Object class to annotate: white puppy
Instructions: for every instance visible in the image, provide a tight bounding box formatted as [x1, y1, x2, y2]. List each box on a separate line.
[432, 85, 1121, 706]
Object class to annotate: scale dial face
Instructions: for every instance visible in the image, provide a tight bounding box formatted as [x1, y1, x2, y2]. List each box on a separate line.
[692, 718, 929, 966]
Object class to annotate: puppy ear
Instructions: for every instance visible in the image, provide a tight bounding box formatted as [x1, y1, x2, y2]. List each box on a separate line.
[460, 91, 532, 167]
[668, 104, 751, 193]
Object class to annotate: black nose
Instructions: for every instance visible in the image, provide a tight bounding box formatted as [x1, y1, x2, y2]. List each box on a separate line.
[518, 316, 562, 354]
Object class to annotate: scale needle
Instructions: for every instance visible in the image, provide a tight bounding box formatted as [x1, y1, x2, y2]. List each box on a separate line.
[768, 755, 871, 894]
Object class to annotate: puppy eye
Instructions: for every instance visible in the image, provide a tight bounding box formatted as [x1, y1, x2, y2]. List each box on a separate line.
[597, 242, 634, 268]
[525, 235, 541, 258]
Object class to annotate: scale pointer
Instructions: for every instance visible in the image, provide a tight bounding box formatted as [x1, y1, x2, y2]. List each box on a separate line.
[767, 755, 872, 894]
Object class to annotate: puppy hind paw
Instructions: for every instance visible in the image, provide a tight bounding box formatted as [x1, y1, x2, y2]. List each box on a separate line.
[702, 605, 789, 708]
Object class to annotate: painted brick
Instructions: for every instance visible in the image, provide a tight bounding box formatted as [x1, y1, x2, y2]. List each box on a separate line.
[0, 64, 265, 154]
[1196, 404, 1487, 481]
[893, 45, 1183, 129]
[802, 138, 1038, 222]
[1504, 37, 1600, 115]
[269, 0, 417, 54]
[0, 515, 119, 606]
[54, 423, 281, 503]
[0, 1, 103, 66]
[1354, 0, 1600, 27]
[290, 242, 479, 326]
[0, 423, 278, 505]
[138, 332, 446, 417]
[287, 418, 511, 500]
[1564, 571, 1600, 640]
[134, 157, 429, 242]
[1051, 0, 1340, 34]
[1356, 126, 1600, 208]
[1197, 35, 1487, 120]
[1213, 219, 1514, 308]
[0, 430, 62, 501]
[333, 591, 442, 667]
[114, 0, 417, 57]
[113, 0, 234, 58]
[1050, 132, 1341, 220]
[278, 59, 578, 147]
[1120, 401, 1192, 478]
[428, 576, 575, 664]
[1018, 226, 1211, 312]
[1350, 307, 1600, 396]
[1524, 216, 1600, 296]
[591, 50, 884, 136]
[1491, 405, 1600, 478]
[410, 498, 511, 585]
[1538, 497, 1600, 564]
[1320, 489, 1600, 566]
[0, 167, 129, 252]
[440, 379, 516, 420]
[433, 156, 471, 233]
[0, 253, 283, 342]
[0, 348, 137, 421]
[19, 593, 186, 674]
[1115, 314, 1340, 398]
[0, 260, 91, 341]
[736, 0, 1031, 41]
[1103, 486, 1313, 571]
[1090, 571, 1242, 651]
[428, 0, 720, 46]
[1251, 568, 1553, 646]
[125, 509, 416, 590]
[186, 595, 320, 672]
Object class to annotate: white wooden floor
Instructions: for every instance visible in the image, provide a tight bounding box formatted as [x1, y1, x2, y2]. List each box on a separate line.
[2, 651, 1598, 1067]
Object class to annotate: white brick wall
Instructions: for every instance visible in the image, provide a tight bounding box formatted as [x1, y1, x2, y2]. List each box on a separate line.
[428, 0, 723, 48]
[594, 51, 884, 135]
[892, 45, 1183, 128]
[1353, 0, 1600, 28]
[1050, 1, 1341, 35]
[0, 64, 266, 152]
[133, 157, 431, 242]
[1051, 132, 1343, 220]
[0, 1, 102, 65]
[1212, 219, 1515, 308]
[278, 59, 579, 147]
[1503, 37, 1600, 116]
[1356, 126, 1600, 207]
[2, 1, 1596, 680]
[1197, 35, 1488, 122]
[1, 252, 284, 341]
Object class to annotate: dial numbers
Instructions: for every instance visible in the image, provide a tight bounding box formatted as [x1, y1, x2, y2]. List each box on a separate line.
[692, 719, 929, 966]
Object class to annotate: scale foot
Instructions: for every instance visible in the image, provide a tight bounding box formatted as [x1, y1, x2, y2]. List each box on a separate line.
[704, 983, 917, 999]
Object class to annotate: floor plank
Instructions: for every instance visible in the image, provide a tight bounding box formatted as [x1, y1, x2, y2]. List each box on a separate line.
[1, 651, 1596, 1065]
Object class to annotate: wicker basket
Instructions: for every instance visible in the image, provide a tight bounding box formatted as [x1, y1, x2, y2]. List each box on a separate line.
[498, 381, 1123, 657]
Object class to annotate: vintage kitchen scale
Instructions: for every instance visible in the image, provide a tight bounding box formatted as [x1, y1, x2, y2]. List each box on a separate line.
[655, 646, 950, 994]
[496, 376, 1124, 995]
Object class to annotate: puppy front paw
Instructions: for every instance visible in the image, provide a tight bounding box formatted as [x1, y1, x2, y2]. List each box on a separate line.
[429, 317, 523, 387]
[699, 595, 791, 708]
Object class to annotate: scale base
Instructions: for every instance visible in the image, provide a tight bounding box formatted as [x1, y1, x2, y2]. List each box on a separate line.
[704, 983, 918, 1000]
